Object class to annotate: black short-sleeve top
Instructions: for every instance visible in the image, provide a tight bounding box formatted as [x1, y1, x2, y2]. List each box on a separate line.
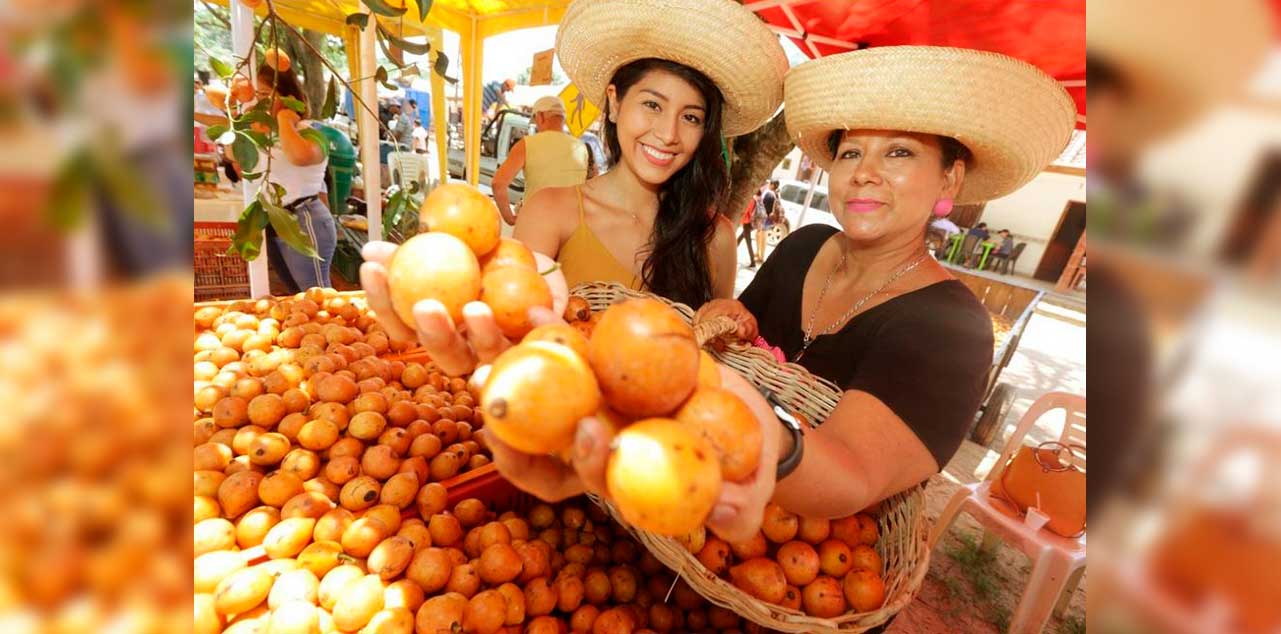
[739, 225, 993, 469]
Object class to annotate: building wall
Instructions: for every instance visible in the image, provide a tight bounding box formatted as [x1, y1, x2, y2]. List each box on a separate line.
[979, 171, 1087, 277]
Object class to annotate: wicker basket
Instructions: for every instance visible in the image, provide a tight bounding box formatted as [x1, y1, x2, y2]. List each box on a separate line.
[571, 281, 930, 633]
[194, 223, 250, 302]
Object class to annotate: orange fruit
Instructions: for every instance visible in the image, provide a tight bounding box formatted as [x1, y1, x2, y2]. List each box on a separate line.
[842, 570, 886, 612]
[262, 48, 290, 72]
[672, 386, 762, 482]
[480, 265, 553, 339]
[523, 323, 590, 360]
[761, 503, 800, 543]
[386, 232, 482, 327]
[728, 558, 787, 604]
[695, 537, 731, 576]
[696, 350, 720, 388]
[818, 539, 854, 577]
[230, 74, 254, 103]
[479, 237, 537, 273]
[849, 544, 882, 574]
[587, 298, 699, 417]
[481, 341, 601, 454]
[419, 183, 502, 257]
[563, 296, 592, 323]
[802, 576, 847, 617]
[797, 516, 831, 544]
[605, 418, 722, 536]
[777, 541, 820, 587]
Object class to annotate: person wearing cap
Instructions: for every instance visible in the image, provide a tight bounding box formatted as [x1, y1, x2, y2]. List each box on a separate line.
[482, 78, 516, 121]
[491, 95, 590, 226]
[684, 46, 1076, 543]
[357, 0, 787, 541]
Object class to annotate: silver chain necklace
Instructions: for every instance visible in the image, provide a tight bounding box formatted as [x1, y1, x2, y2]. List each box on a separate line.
[795, 251, 930, 362]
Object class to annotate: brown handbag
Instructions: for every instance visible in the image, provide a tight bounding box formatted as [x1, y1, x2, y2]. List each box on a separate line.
[989, 441, 1086, 538]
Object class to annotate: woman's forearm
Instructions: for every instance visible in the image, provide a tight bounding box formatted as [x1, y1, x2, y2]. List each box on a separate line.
[770, 424, 877, 519]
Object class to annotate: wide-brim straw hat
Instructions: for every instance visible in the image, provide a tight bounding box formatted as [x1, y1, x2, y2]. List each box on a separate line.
[556, 0, 788, 138]
[785, 46, 1077, 204]
[1088, 0, 1272, 148]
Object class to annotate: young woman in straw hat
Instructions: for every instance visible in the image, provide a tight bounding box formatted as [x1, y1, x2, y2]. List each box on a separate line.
[477, 47, 1075, 552]
[358, 0, 785, 372]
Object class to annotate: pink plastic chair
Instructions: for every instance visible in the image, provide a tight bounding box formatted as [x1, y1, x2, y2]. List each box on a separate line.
[929, 391, 1086, 634]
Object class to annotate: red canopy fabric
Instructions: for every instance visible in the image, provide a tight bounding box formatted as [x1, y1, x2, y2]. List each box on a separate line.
[749, 0, 1086, 128]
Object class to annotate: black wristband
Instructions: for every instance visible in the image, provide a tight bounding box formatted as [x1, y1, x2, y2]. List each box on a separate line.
[760, 389, 805, 480]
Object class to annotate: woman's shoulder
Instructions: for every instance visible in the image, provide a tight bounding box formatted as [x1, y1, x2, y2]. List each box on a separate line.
[520, 185, 581, 223]
[890, 279, 994, 343]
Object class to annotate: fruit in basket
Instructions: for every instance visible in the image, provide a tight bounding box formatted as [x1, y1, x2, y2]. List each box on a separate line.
[695, 350, 720, 388]
[695, 537, 731, 576]
[777, 541, 820, 587]
[386, 232, 482, 327]
[761, 503, 800, 544]
[818, 539, 854, 577]
[481, 265, 554, 339]
[729, 532, 767, 560]
[849, 543, 882, 574]
[481, 341, 601, 454]
[332, 573, 385, 631]
[842, 569, 886, 612]
[480, 237, 538, 274]
[605, 419, 722, 536]
[802, 576, 847, 617]
[797, 515, 831, 544]
[672, 386, 761, 482]
[587, 299, 699, 417]
[564, 296, 592, 323]
[420, 183, 502, 257]
[729, 558, 788, 604]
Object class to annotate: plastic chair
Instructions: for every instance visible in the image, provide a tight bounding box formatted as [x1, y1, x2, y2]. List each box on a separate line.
[388, 152, 427, 191]
[929, 392, 1086, 634]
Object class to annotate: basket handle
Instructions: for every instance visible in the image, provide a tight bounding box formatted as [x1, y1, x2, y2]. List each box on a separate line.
[692, 315, 739, 348]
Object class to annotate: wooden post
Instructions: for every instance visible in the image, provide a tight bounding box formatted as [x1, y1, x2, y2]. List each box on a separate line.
[1055, 230, 1087, 292]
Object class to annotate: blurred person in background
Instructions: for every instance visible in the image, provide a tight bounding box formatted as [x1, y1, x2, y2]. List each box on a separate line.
[491, 95, 589, 226]
[482, 77, 515, 123]
[226, 63, 336, 293]
[393, 98, 416, 150]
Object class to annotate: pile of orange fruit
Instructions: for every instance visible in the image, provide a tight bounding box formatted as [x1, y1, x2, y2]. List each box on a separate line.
[678, 506, 887, 616]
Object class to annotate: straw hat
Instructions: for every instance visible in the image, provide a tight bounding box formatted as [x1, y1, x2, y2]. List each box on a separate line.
[785, 46, 1076, 204]
[1088, 0, 1272, 148]
[555, 0, 788, 138]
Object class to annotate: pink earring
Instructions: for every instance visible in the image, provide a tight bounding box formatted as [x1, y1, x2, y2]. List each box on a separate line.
[933, 198, 953, 217]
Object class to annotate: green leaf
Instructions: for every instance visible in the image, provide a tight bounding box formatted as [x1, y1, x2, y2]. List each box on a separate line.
[209, 57, 233, 80]
[46, 152, 92, 230]
[242, 130, 271, 148]
[206, 124, 229, 141]
[417, 0, 432, 22]
[361, 0, 407, 17]
[345, 12, 370, 29]
[321, 77, 338, 120]
[433, 51, 457, 84]
[232, 132, 259, 172]
[378, 23, 431, 55]
[242, 171, 264, 181]
[280, 96, 307, 115]
[231, 201, 270, 261]
[299, 128, 330, 160]
[262, 196, 320, 258]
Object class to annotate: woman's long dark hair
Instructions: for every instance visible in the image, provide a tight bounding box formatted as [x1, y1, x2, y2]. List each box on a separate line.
[257, 61, 309, 118]
[603, 58, 728, 307]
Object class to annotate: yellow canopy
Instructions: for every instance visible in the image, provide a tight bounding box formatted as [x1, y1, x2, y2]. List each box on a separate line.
[212, 0, 569, 185]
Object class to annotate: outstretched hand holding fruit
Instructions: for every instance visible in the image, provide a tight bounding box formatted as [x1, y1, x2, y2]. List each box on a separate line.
[358, 183, 569, 377]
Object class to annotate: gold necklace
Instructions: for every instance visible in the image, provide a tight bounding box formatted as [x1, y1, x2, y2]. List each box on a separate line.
[795, 252, 930, 362]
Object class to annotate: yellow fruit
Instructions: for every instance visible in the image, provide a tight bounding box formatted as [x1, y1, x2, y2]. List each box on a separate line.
[386, 232, 481, 327]
[262, 48, 291, 72]
[522, 323, 591, 360]
[419, 183, 502, 257]
[605, 418, 722, 536]
[481, 341, 601, 454]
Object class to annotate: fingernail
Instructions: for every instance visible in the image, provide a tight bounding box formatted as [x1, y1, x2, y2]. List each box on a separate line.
[710, 504, 735, 524]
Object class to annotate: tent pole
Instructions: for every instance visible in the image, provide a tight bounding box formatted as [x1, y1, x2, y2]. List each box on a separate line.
[359, 18, 382, 241]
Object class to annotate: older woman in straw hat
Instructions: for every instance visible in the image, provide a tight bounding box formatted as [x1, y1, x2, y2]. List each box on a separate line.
[691, 46, 1077, 527]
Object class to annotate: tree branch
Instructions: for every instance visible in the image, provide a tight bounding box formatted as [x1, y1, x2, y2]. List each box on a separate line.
[199, 0, 231, 29]
[726, 111, 795, 217]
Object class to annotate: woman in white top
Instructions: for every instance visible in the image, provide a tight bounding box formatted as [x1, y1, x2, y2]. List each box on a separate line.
[239, 63, 336, 292]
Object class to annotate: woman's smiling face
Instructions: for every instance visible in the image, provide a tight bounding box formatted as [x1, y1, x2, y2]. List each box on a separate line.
[607, 68, 709, 187]
[826, 129, 965, 244]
